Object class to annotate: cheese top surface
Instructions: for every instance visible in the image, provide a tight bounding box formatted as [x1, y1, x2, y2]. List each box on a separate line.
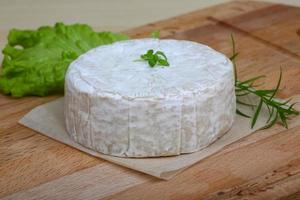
[67, 39, 232, 98]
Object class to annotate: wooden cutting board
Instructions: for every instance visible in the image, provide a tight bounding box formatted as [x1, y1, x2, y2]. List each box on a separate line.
[1, 1, 300, 199]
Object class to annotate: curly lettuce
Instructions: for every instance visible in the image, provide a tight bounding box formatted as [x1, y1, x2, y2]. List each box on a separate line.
[0, 23, 128, 97]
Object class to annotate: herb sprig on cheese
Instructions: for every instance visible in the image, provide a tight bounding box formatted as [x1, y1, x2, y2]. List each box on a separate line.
[139, 49, 170, 68]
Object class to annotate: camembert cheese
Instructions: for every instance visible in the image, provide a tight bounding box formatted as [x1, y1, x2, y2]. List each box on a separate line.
[65, 39, 236, 157]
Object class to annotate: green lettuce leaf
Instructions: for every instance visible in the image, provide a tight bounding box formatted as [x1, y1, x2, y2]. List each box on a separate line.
[0, 22, 128, 97]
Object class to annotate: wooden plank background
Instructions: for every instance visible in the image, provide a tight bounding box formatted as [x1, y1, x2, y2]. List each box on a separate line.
[1, 1, 300, 199]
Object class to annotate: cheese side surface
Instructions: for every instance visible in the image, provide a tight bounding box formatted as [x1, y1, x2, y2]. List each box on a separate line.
[64, 39, 236, 157]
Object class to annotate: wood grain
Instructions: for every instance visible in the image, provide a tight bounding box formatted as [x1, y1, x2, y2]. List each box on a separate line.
[219, 4, 300, 57]
[102, 126, 300, 200]
[2, 163, 151, 200]
[124, 1, 272, 38]
[1, 1, 300, 199]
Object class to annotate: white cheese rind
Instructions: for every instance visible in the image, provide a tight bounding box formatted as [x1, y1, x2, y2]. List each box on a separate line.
[65, 39, 236, 157]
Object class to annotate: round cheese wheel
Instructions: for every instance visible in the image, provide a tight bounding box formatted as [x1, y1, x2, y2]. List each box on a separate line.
[65, 39, 236, 157]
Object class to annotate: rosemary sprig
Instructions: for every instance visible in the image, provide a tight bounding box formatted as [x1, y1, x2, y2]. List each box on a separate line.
[230, 34, 299, 129]
[139, 49, 170, 68]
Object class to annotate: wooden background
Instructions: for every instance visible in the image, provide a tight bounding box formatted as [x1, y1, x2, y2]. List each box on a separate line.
[1, 1, 300, 199]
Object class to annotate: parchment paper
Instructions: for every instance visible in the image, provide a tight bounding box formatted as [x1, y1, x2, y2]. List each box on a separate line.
[19, 95, 300, 180]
